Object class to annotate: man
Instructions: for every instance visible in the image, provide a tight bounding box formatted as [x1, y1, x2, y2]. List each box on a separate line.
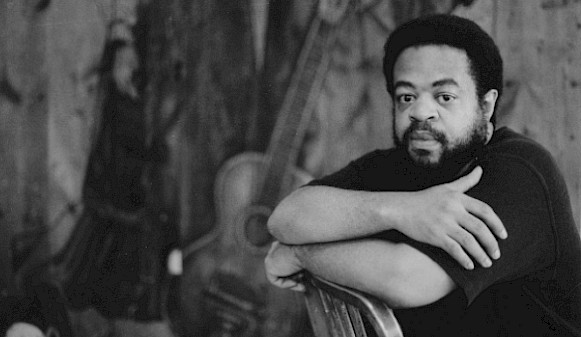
[265, 14, 581, 336]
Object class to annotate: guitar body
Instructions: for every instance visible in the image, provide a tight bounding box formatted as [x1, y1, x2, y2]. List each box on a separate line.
[177, 152, 313, 337]
[171, 4, 353, 335]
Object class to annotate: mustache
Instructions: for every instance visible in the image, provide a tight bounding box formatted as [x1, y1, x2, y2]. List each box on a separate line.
[403, 121, 447, 144]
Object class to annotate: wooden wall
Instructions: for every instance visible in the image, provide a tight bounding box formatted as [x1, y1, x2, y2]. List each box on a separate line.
[0, 0, 578, 284]
[493, 0, 581, 227]
[0, 0, 50, 291]
[454, 0, 581, 230]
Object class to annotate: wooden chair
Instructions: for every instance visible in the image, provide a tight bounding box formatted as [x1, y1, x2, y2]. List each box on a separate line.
[302, 273, 403, 337]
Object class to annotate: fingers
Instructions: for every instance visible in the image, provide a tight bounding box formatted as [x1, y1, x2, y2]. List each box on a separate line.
[444, 198, 504, 269]
[449, 168, 507, 269]
[265, 266, 305, 292]
[265, 241, 305, 291]
[459, 213, 501, 261]
[275, 277, 305, 292]
[448, 166, 507, 240]
[267, 240, 281, 255]
[445, 207, 504, 269]
[441, 237, 475, 270]
[422, 166, 507, 270]
[446, 166, 483, 192]
[464, 196, 508, 240]
[448, 225, 493, 269]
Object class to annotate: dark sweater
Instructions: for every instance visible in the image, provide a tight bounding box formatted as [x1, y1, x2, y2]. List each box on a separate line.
[309, 127, 581, 336]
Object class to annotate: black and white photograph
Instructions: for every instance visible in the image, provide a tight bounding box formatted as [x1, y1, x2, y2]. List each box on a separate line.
[0, 0, 580, 336]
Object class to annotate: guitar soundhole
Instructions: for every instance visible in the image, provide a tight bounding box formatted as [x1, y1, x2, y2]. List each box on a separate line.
[245, 213, 272, 247]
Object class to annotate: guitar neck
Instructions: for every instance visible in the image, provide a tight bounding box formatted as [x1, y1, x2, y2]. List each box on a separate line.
[258, 15, 338, 206]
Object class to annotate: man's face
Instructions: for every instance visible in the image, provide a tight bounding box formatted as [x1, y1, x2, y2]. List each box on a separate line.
[392, 44, 492, 168]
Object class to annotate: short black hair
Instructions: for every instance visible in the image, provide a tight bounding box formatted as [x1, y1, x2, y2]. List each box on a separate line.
[383, 14, 503, 125]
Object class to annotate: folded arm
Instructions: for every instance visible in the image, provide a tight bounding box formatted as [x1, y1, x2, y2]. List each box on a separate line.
[265, 239, 456, 309]
[268, 167, 506, 270]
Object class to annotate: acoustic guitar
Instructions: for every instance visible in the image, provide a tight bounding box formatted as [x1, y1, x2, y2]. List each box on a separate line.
[171, 1, 352, 336]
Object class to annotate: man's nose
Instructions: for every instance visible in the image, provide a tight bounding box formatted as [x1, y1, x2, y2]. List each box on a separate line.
[409, 96, 438, 122]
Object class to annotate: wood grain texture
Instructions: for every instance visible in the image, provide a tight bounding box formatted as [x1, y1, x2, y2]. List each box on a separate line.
[492, 0, 581, 227]
[0, 0, 49, 290]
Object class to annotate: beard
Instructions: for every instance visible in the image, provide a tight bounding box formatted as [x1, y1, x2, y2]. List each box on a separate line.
[393, 112, 489, 169]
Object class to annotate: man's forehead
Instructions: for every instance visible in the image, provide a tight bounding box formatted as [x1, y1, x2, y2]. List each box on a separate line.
[394, 78, 460, 90]
[393, 45, 472, 88]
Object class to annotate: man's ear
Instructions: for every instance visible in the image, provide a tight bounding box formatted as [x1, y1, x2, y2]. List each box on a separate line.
[482, 89, 498, 122]
[482, 89, 498, 143]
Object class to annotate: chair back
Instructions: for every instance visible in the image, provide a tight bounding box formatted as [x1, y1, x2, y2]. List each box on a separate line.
[302, 273, 403, 337]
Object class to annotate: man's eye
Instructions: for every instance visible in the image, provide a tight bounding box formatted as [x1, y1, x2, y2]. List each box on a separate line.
[437, 94, 455, 104]
[397, 94, 415, 104]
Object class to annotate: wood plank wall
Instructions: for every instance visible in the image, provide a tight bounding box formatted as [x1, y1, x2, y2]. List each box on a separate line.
[0, 0, 50, 291]
[0, 0, 579, 293]
[457, 0, 581, 228]
[492, 0, 581, 228]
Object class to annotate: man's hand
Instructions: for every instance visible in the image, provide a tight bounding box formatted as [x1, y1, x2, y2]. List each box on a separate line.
[264, 241, 305, 292]
[112, 44, 139, 99]
[393, 166, 507, 270]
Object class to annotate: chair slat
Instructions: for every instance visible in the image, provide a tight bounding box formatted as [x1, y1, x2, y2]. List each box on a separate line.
[333, 296, 357, 336]
[304, 282, 332, 337]
[302, 273, 403, 337]
[346, 302, 368, 337]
